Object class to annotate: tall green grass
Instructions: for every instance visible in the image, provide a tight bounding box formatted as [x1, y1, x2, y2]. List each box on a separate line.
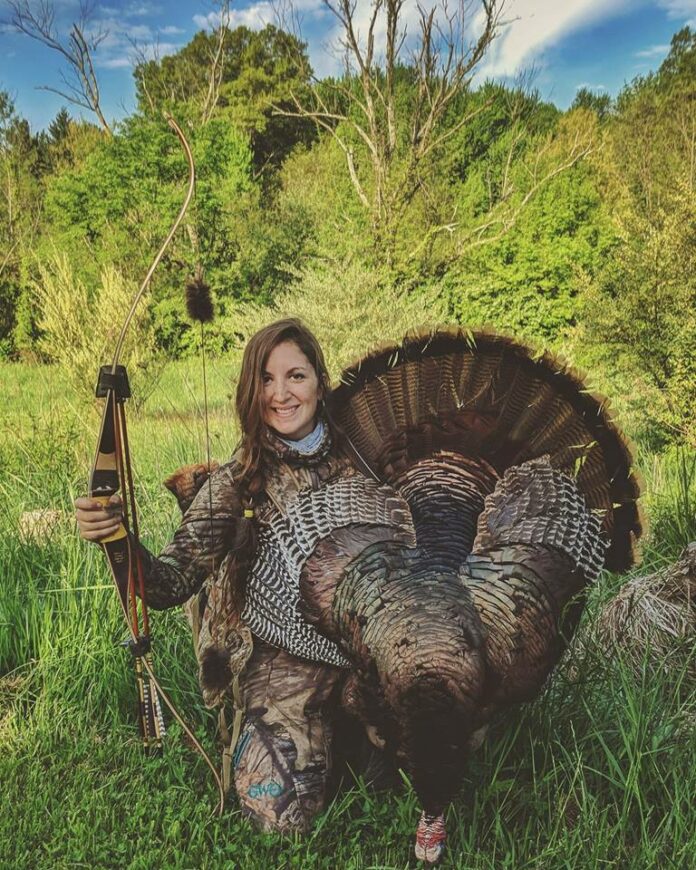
[641, 446, 696, 559]
[1, 361, 694, 869]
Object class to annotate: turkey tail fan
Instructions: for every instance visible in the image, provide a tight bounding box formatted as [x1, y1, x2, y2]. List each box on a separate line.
[331, 327, 643, 573]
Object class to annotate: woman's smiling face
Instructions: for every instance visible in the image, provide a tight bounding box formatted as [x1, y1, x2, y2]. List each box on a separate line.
[262, 340, 321, 440]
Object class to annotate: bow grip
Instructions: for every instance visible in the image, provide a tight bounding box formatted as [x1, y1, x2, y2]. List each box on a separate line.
[92, 495, 128, 543]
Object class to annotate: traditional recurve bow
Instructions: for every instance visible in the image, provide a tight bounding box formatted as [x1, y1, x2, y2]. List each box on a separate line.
[88, 115, 224, 814]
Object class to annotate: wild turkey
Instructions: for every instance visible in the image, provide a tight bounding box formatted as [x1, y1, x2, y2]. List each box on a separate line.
[167, 328, 642, 863]
[310, 329, 641, 861]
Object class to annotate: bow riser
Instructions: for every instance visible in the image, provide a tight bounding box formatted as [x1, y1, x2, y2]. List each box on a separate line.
[90, 386, 131, 614]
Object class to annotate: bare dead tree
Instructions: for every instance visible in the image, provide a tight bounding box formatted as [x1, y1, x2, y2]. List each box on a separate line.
[5, 0, 112, 135]
[274, 0, 595, 270]
[201, 0, 232, 123]
[274, 0, 506, 262]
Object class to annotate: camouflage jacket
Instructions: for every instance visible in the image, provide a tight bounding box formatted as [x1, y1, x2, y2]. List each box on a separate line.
[139, 425, 363, 707]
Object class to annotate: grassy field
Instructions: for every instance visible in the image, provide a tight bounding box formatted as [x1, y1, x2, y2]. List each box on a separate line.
[1, 360, 695, 870]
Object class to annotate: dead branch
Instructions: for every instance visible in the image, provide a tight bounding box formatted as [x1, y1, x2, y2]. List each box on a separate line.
[5, 0, 112, 135]
[127, 35, 160, 114]
[201, 0, 232, 123]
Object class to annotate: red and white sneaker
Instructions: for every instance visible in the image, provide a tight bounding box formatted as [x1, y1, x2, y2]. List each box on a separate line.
[415, 811, 447, 863]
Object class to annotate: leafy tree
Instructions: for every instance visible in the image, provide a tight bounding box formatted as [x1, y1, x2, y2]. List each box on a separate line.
[47, 114, 104, 172]
[443, 82, 560, 185]
[574, 29, 696, 446]
[571, 88, 612, 121]
[48, 107, 70, 143]
[575, 180, 695, 446]
[45, 107, 72, 169]
[658, 26, 696, 86]
[441, 110, 612, 344]
[41, 114, 312, 355]
[609, 28, 695, 216]
[134, 24, 315, 171]
[42, 115, 252, 339]
[278, 82, 599, 300]
[0, 92, 45, 356]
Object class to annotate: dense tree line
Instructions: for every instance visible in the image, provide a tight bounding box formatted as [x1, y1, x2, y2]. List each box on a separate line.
[0, 23, 693, 445]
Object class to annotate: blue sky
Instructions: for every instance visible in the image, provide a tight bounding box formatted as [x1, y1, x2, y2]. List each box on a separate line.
[1, 0, 694, 132]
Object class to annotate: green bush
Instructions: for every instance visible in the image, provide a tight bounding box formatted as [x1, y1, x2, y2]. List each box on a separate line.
[31, 251, 162, 406]
[221, 258, 449, 379]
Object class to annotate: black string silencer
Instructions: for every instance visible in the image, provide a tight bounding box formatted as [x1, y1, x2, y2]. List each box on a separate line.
[185, 273, 214, 324]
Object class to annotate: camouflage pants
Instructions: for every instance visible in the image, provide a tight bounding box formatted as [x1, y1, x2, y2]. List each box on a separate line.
[231, 639, 344, 834]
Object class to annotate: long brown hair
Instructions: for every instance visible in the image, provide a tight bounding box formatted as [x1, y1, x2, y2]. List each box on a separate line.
[225, 320, 344, 616]
[235, 318, 337, 504]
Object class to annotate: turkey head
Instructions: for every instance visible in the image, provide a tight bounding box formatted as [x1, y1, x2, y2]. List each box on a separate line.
[335, 542, 488, 817]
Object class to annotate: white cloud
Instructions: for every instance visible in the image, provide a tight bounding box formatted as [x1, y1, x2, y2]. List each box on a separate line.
[657, 0, 696, 25]
[634, 43, 670, 58]
[100, 55, 133, 69]
[193, 0, 326, 33]
[225, 3, 276, 29]
[193, 5, 274, 31]
[89, 12, 184, 70]
[100, 2, 161, 17]
[475, 0, 634, 79]
[160, 25, 185, 35]
[88, 19, 153, 45]
[130, 4, 159, 14]
[193, 10, 224, 30]
[136, 40, 180, 60]
[96, 40, 179, 69]
[576, 82, 606, 90]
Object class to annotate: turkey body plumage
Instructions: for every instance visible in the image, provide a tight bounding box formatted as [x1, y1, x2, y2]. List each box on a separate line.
[295, 329, 643, 861]
[300, 457, 604, 818]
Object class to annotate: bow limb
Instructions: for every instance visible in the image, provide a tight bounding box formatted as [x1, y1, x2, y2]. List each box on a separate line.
[112, 115, 196, 371]
[88, 115, 225, 815]
[90, 112, 195, 605]
[89, 113, 193, 624]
